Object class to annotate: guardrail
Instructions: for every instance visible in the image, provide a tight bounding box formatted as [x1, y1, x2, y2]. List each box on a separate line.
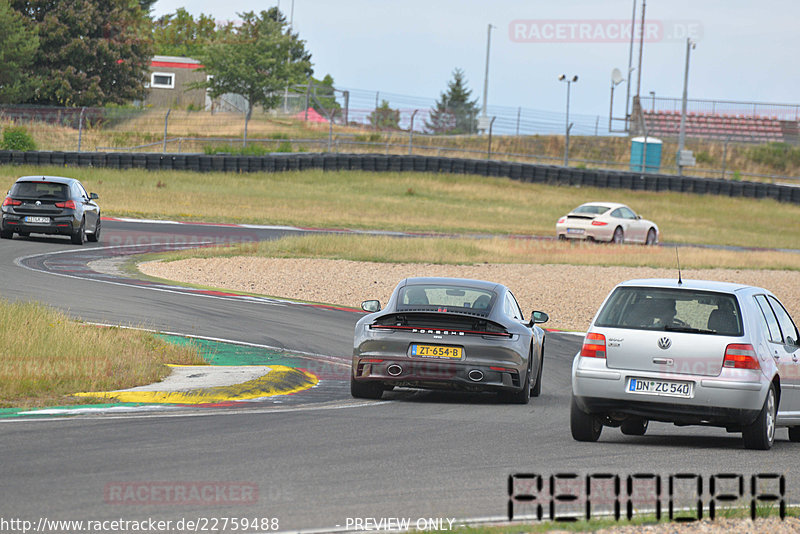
[1, 150, 799, 204]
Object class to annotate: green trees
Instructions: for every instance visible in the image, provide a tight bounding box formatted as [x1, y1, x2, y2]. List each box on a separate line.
[9, 0, 153, 106]
[2, 2, 319, 114]
[152, 7, 225, 58]
[310, 74, 342, 120]
[0, 0, 38, 104]
[194, 8, 312, 144]
[1, 126, 37, 151]
[425, 68, 480, 135]
[367, 100, 401, 130]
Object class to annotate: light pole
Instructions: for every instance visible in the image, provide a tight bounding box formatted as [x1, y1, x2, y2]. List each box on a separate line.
[677, 38, 696, 176]
[559, 74, 578, 167]
[609, 68, 624, 132]
[624, 0, 636, 131]
[479, 24, 495, 134]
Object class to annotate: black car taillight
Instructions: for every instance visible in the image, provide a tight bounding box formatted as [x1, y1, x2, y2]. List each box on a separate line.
[3, 197, 21, 207]
[55, 200, 76, 209]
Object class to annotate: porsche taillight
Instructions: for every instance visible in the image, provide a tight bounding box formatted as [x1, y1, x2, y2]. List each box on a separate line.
[580, 332, 607, 358]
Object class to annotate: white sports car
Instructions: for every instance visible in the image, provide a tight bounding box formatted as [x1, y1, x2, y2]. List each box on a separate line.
[556, 202, 658, 245]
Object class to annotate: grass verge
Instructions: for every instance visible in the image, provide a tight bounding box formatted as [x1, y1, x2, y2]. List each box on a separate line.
[151, 234, 800, 271]
[0, 299, 207, 408]
[3, 166, 800, 249]
[452, 503, 799, 533]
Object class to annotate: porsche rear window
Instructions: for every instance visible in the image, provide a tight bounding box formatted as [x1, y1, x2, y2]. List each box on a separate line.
[397, 285, 496, 312]
[573, 205, 610, 215]
[595, 287, 743, 336]
[10, 182, 69, 199]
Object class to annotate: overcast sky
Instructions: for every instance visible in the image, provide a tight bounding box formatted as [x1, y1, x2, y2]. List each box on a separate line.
[150, 1, 800, 131]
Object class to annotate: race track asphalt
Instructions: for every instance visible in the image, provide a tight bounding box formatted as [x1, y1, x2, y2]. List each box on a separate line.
[1, 220, 798, 532]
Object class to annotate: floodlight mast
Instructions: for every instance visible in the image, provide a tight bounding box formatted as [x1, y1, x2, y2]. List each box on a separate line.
[609, 68, 625, 132]
[677, 38, 696, 176]
[480, 24, 495, 133]
[559, 75, 579, 166]
[624, 0, 637, 131]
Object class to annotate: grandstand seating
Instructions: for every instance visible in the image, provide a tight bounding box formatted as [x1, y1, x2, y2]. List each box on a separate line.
[642, 111, 795, 144]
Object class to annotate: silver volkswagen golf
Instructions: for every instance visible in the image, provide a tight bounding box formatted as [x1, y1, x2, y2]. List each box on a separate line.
[571, 278, 800, 450]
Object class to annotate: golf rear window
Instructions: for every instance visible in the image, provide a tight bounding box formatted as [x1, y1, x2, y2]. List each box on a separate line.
[10, 182, 69, 199]
[397, 285, 496, 312]
[595, 287, 743, 336]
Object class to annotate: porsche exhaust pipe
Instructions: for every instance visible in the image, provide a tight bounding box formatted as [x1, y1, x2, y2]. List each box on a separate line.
[387, 364, 403, 377]
[468, 370, 484, 382]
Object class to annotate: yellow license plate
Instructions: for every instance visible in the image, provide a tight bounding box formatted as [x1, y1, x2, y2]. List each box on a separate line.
[410, 344, 463, 359]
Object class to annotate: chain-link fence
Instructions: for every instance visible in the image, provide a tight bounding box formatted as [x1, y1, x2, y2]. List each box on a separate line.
[1, 96, 799, 182]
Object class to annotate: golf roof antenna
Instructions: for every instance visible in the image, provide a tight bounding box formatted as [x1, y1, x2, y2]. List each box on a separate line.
[675, 246, 683, 285]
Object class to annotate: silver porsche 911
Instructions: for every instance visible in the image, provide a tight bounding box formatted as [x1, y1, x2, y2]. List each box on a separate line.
[352, 277, 549, 403]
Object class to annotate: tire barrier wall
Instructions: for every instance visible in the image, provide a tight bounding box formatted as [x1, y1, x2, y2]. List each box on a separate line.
[2, 150, 799, 204]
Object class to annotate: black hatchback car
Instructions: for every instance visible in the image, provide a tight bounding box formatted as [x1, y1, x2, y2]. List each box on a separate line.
[1, 176, 100, 245]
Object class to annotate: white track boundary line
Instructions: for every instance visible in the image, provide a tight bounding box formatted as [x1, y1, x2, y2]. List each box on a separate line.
[1, 399, 385, 424]
[12, 242, 316, 309]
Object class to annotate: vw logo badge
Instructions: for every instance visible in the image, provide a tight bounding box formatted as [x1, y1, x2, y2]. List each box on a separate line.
[658, 337, 672, 350]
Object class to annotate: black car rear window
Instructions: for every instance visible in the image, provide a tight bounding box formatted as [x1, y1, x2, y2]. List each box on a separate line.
[11, 182, 69, 200]
[595, 286, 743, 336]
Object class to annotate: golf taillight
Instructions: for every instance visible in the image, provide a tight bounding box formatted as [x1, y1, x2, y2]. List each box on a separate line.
[591, 220, 608, 226]
[557, 217, 566, 224]
[55, 200, 76, 209]
[580, 332, 607, 358]
[3, 197, 21, 207]
[723, 344, 760, 370]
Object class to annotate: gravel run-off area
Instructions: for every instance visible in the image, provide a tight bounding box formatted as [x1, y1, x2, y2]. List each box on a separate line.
[139, 257, 800, 332]
[138, 257, 800, 532]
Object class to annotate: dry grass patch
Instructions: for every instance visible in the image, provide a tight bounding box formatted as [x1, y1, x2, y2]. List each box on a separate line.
[0, 300, 207, 408]
[2, 166, 800, 249]
[155, 234, 800, 271]
[4, 111, 800, 176]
